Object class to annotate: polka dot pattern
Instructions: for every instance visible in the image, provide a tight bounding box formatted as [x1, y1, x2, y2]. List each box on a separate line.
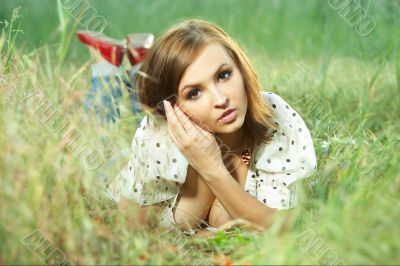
[249, 91, 317, 210]
[105, 112, 188, 206]
[105, 91, 317, 219]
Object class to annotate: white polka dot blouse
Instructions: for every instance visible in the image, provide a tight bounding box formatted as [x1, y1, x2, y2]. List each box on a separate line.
[106, 91, 317, 212]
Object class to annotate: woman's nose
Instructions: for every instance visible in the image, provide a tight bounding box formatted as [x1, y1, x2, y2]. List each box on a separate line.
[211, 86, 229, 107]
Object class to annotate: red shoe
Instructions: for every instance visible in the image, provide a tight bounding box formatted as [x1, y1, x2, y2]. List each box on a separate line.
[77, 31, 126, 66]
[126, 33, 154, 66]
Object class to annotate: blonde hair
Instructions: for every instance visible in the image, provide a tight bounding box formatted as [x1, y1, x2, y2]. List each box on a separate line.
[135, 18, 277, 144]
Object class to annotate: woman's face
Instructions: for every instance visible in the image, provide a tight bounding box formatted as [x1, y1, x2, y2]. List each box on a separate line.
[176, 43, 247, 134]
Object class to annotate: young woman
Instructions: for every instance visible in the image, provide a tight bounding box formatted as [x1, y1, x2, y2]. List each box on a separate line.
[107, 18, 317, 235]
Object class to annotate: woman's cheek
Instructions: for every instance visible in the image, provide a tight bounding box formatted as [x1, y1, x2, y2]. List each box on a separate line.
[196, 117, 212, 132]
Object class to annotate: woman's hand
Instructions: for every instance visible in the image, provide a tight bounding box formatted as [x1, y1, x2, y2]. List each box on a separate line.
[163, 100, 227, 177]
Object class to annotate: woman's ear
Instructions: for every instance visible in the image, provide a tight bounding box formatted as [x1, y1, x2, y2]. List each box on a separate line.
[166, 94, 178, 108]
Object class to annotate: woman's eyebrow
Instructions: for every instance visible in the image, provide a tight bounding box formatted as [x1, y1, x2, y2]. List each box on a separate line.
[180, 63, 230, 93]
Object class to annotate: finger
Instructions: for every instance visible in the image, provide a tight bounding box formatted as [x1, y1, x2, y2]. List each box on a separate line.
[164, 100, 189, 142]
[164, 100, 179, 143]
[174, 104, 198, 137]
[166, 120, 180, 148]
[175, 104, 214, 138]
[191, 119, 212, 135]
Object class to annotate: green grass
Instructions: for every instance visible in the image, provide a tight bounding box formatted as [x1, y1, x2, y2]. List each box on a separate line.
[1, 1, 400, 265]
[1, 0, 400, 62]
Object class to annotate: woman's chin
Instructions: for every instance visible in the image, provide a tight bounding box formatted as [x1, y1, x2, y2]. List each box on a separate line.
[214, 119, 244, 133]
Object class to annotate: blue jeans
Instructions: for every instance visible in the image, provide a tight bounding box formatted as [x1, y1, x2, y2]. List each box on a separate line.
[84, 63, 144, 124]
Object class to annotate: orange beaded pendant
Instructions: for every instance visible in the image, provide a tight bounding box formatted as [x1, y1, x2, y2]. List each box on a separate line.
[241, 146, 251, 166]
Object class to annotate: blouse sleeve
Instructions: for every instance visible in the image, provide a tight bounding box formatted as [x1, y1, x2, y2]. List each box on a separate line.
[254, 92, 317, 210]
[106, 113, 189, 206]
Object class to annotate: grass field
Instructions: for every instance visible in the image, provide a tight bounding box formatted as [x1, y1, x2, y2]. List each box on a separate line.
[1, 0, 400, 265]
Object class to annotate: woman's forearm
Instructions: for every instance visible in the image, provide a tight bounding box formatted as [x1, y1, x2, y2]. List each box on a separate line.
[202, 168, 278, 230]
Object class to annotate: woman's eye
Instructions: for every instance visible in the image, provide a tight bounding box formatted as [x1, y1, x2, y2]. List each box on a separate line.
[218, 70, 232, 81]
[187, 88, 200, 100]
[186, 70, 232, 100]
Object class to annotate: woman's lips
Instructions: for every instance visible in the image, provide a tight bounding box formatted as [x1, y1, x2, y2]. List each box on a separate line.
[218, 109, 237, 123]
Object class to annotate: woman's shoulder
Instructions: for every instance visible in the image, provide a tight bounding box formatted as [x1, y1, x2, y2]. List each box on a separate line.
[260, 91, 296, 122]
[260, 90, 280, 102]
[132, 113, 189, 176]
[132, 113, 169, 141]
[106, 112, 189, 206]
[254, 90, 317, 186]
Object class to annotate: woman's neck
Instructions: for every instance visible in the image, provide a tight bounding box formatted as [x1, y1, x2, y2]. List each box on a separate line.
[215, 126, 249, 154]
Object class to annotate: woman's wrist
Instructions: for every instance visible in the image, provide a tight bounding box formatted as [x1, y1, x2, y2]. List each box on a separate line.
[201, 166, 231, 184]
